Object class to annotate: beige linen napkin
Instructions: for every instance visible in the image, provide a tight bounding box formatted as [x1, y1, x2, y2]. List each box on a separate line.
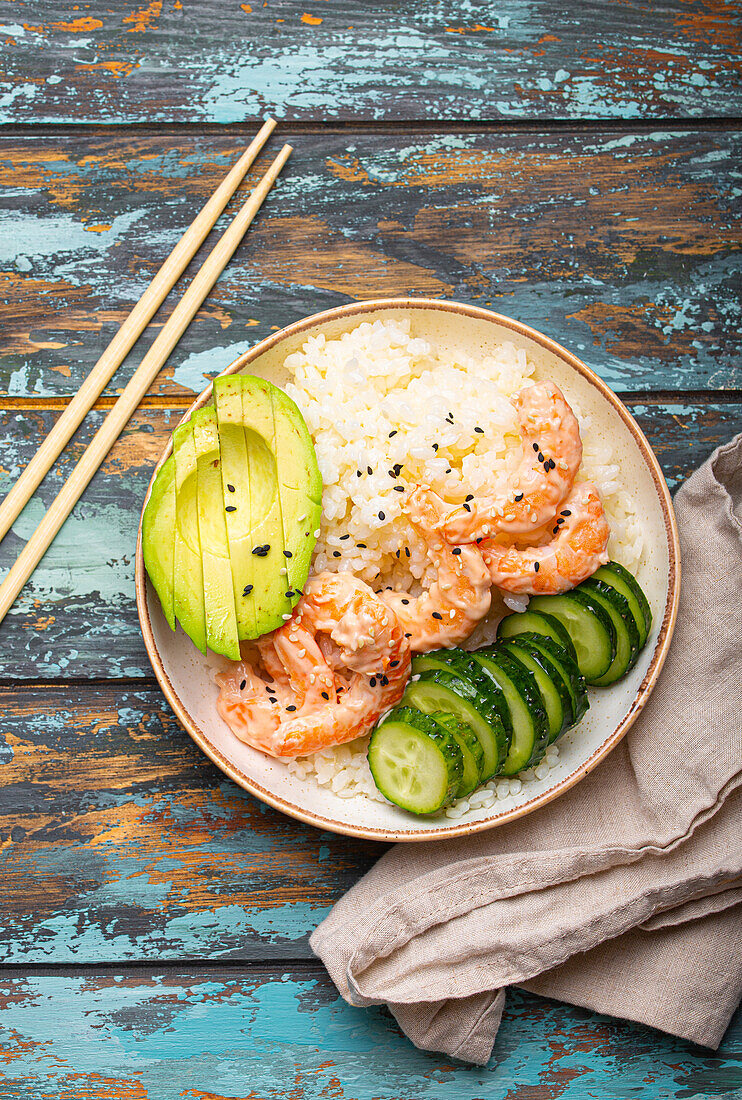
[311, 434, 742, 1064]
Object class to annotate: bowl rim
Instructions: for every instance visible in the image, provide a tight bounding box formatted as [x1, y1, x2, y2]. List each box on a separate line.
[135, 296, 681, 842]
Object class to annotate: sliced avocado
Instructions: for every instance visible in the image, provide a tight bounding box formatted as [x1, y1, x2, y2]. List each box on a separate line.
[191, 406, 241, 660]
[269, 384, 323, 605]
[213, 376, 257, 641]
[237, 376, 292, 635]
[172, 420, 207, 655]
[141, 455, 176, 631]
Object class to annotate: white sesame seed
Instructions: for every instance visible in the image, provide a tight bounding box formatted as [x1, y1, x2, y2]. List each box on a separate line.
[282, 613, 292, 620]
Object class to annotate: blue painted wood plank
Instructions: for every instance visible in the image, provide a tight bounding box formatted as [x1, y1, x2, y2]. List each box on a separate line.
[0, 973, 738, 1099]
[0, 401, 739, 681]
[1, 130, 740, 399]
[0, 685, 379, 962]
[0, 1, 740, 124]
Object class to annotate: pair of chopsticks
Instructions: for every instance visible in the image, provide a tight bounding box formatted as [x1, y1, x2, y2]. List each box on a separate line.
[0, 119, 290, 626]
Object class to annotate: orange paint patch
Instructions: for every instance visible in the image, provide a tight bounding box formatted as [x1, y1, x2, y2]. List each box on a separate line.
[446, 23, 494, 33]
[75, 59, 137, 77]
[538, 33, 562, 43]
[84, 222, 113, 233]
[124, 0, 163, 32]
[301, 12, 323, 23]
[240, 2, 252, 10]
[52, 16, 103, 31]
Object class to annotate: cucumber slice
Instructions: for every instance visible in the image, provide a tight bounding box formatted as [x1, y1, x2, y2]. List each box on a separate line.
[500, 639, 568, 743]
[514, 632, 589, 726]
[412, 650, 514, 749]
[529, 592, 617, 683]
[593, 562, 652, 649]
[368, 707, 463, 815]
[403, 671, 508, 781]
[581, 578, 640, 686]
[497, 609, 578, 665]
[471, 647, 550, 774]
[430, 712, 484, 797]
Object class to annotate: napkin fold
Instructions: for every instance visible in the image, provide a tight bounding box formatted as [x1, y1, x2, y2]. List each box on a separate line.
[311, 434, 742, 1064]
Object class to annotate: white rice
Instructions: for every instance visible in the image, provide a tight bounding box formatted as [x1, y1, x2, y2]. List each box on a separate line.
[277, 318, 644, 811]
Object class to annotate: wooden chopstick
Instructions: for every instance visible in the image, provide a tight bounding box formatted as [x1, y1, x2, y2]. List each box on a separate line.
[0, 143, 292, 627]
[0, 117, 277, 545]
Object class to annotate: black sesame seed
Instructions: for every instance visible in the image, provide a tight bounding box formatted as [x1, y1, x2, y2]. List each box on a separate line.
[227, 484, 235, 493]
[225, 505, 237, 512]
[556, 516, 565, 525]
[393, 463, 403, 475]
[534, 562, 540, 572]
[395, 549, 400, 558]
[533, 442, 540, 452]
[389, 659, 399, 667]
[449, 411, 454, 418]
[242, 584, 254, 596]
[452, 547, 461, 555]
[393, 485, 405, 492]
[401, 598, 409, 605]
[380, 675, 389, 686]
[465, 494, 473, 502]
[357, 542, 367, 549]
[432, 611, 443, 620]
[285, 590, 294, 598]
[333, 551, 341, 558]
[514, 493, 524, 502]
[240, 679, 246, 690]
[445, 468, 452, 474]
[404, 547, 410, 557]
[538, 452, 545, 463]
[286, 705, 297, 712]
[357, 470, 362, 477]
[405, 632, 412, 638]
[367, 466, 373, 475]
[561, 509, 571, 517]
[370, 677, 377, 687]
[389, 429, 398, 437]
[389, 469, 397, 478]
[432, 443, 439, 451]
[269, 697, 277, 704]
[552, 528, 559, 535]
[321, 691, 329, 700]
[463, 502, 471, 512]
[378, 511, 385, 520]
[283, 549, 293, 557]
[474, 426, 484, 434]
[340, 534, 350, 540]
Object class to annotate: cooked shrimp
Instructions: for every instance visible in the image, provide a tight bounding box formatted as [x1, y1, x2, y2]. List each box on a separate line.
[441, 381, 583, 543]
[380, 486, 491, 652]
[480, 481, 610, 595]
[216, 572, 411, 758]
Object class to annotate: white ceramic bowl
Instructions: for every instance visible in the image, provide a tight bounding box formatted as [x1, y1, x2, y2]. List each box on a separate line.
[135, 299, 680, 841]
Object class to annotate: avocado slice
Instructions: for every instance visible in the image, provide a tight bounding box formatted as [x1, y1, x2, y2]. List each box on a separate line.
[213, 376, 258, 641]
[237, 376, 292, 635]
[191, 406, 241, 660]
[172, 420, 207, 655]
[141, 455, 176, 631]
[269, 384, 323, 603]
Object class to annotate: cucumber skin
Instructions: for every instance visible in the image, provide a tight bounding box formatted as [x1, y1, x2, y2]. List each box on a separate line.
[477, 646, 551, 772]
[582, 578, 641, 686]
[369, 707, 463, 814]
[500, 638, 570, 743]
[529, 591, 617, 683]
[594, 562, 652, 648]
[412, 650, 514, 741]
[430, 711, 485, 797]
[497, 609, 578, 665]
[404, 670, 509, 779]
[516, 631, 589, 725]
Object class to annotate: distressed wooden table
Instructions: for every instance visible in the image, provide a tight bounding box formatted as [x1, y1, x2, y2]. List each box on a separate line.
[1, 4, 741, 1097]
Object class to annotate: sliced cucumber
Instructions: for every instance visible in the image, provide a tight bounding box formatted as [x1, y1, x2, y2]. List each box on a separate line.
[580, 578, 640, 686]
[593, 562, 652, 649]
[412, 649, 513, 752]
[529, 592, 617, 683]
[471, 647, 550, 774]
[515, 632, 589, 726]
[368, 707, 463, 815]
[497, 609, 578, 665]
[403, 670, 508, 780]
[500, 639, 568, 743]
[430, 712, 484, 797]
